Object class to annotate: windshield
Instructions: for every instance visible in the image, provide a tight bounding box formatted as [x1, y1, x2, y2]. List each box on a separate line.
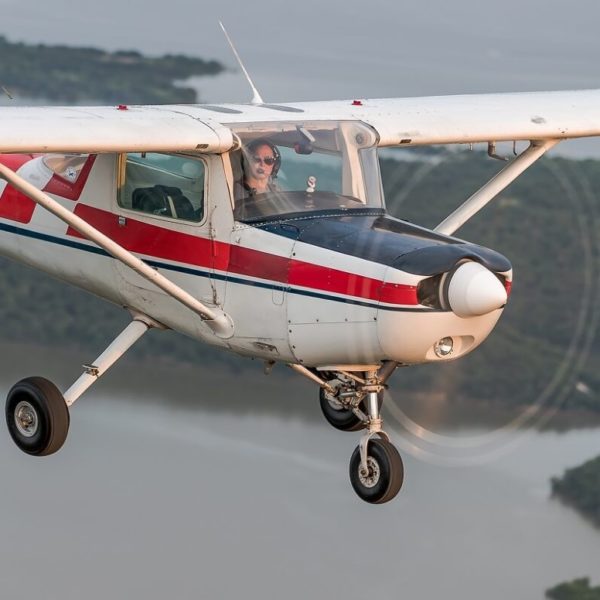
[228, 120, 384, 223]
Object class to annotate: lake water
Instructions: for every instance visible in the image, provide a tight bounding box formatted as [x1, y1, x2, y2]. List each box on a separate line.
[0, 347, 599, 600]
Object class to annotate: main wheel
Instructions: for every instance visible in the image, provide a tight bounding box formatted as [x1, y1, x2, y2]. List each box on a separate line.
[5, 377, 70, 456]
[319, 387, 383, 432]
[349, 438, 404, 504]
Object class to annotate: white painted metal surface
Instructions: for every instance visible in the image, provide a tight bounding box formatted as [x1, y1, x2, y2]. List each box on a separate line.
[0, 106, 234, 154]
[224, 89, 600, 146]
[446, 262, 508, 318]
[0, 161, 234, 338]
[63, 319, 150, 406]
[3, 89, 600, 155]
[376, 309, 502, 364]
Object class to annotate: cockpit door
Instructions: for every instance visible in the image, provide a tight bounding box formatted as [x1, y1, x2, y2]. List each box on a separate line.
[112, 152, 219, 313]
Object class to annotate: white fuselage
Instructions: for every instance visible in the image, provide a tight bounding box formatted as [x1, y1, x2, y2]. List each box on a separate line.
[0, 151, 508, 368]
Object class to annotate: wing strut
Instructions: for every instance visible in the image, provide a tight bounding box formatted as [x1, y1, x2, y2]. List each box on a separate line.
[64, 313, 159, 406]
[0, 161, 234, 339]
[434, 139, 559, 236]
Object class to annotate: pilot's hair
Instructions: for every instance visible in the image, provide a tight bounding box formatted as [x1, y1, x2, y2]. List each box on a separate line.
[243, 138, 281, 178]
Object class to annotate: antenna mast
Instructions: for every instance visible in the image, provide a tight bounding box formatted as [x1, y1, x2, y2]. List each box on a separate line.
[219, 21, 264, 105]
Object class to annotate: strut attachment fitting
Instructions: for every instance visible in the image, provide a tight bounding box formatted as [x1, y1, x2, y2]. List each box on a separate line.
[487, 141, 509, 162]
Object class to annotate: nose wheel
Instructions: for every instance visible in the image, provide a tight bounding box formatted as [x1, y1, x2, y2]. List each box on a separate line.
[349, 438, 404, 504]
[348, 370, 404, 503]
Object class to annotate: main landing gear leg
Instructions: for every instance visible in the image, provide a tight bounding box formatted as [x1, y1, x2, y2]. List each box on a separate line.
[5, 313, 158, 456]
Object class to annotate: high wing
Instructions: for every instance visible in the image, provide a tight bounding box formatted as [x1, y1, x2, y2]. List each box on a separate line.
[0, 105, 234, 154]
[2, 89, 600, 155]
[223, 89, 600, 147]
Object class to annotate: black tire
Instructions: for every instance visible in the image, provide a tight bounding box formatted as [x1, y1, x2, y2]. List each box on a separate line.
[319, 387, 383, 432]
[5, 377, 70, 456]
[349, 438, 404, 504]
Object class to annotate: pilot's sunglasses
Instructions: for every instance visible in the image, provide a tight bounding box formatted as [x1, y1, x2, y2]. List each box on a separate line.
[252, 155, 276, 166]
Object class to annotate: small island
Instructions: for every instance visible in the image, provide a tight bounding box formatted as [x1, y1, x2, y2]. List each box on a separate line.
[546, 577, 600, 599]
[551, 455, 600, 526]
[0, 35, 224, 104]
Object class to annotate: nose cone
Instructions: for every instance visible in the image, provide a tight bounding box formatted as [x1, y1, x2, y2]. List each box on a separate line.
[447, 262, 508, 318]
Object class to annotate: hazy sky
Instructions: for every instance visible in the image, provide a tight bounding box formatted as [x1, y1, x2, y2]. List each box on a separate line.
[2, 0, 600, 101]
[3, 0, 600, 155]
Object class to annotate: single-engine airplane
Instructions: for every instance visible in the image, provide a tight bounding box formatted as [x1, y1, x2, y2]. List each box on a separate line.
[0, 66, 598, 502]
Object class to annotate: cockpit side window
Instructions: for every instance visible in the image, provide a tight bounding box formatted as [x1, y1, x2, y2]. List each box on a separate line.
[118, 153, 205, 223]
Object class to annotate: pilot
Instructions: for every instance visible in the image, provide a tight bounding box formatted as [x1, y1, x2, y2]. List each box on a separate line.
[238, 138, 281, 197]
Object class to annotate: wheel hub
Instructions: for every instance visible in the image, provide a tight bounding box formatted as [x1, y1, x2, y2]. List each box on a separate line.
[358, 457, 380, 488]
[14, 401, 38, 437]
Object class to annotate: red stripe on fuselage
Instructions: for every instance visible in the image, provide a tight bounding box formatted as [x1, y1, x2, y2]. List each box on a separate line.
[68, 203, 229, 270]
[287, 261, 417, 305]
[0, 154, 96, 225]
[67, 205, 418, 306]
[0, 154, 37, 223]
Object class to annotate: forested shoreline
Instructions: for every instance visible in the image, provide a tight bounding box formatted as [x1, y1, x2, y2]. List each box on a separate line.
[0, 35, 223, 104]
[552, 456, 600, 527]
[546, 577, 600, 599]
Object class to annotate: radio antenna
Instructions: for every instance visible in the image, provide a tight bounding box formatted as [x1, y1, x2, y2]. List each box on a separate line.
[1, 85, 13, 100]
[219, 21, 264, 105]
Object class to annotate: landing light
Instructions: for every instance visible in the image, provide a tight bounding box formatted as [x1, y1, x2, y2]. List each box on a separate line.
[434, 337, 454, 357]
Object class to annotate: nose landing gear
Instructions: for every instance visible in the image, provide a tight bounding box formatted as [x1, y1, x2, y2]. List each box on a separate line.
[293, 363, 404, 503]
[349, 369, 404, 503]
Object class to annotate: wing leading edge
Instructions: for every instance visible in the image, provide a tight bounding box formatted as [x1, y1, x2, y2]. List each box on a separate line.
[286, 89, 600, 147]
[0, 105, 234, 154]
